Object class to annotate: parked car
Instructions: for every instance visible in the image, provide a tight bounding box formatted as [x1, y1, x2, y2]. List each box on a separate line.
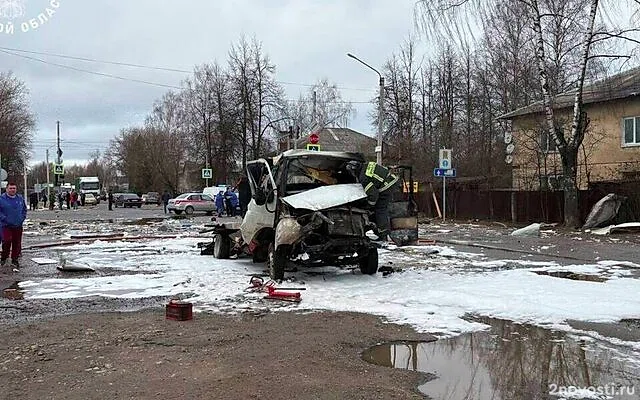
[83, 193, 99, 206]
[167, 193, 216, 215]
[142, 191, 161, 205]
[114, 193, 143, 208]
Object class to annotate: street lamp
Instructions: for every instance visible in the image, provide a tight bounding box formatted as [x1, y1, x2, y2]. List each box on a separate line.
[347, 52, 384, 164]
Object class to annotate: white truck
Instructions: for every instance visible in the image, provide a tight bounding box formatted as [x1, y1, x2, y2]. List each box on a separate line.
[75, 176, 101, 205]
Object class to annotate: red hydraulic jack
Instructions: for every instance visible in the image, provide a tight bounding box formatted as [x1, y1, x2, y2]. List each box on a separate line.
[265, 285, 302, 303]
[249, 276, 303, 303]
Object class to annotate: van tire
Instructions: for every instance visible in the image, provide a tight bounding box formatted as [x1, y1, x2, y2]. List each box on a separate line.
[268, 243, 288, 281]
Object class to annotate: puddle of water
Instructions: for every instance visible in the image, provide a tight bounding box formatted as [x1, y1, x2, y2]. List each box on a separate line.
[533, 270, 608, 282]
[2, 281, 24, 300]
[363, 317, 639, 399]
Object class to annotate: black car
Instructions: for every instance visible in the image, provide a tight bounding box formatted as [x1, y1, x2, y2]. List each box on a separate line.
[115, 193, 143, 208]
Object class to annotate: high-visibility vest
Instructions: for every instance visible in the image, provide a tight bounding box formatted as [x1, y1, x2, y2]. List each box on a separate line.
[361, 162, 399, 196]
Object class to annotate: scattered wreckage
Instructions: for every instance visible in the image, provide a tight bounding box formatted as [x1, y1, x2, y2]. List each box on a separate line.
[199, 150, 418, 280]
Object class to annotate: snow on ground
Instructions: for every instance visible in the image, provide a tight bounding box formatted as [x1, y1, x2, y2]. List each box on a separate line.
[19, 236, 640, 350]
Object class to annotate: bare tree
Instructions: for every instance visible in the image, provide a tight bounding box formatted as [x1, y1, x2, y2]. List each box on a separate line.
[0, 72, 36, 180]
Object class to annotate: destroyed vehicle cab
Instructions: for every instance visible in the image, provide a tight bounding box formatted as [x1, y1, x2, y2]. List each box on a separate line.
[239, 149, 378, 280]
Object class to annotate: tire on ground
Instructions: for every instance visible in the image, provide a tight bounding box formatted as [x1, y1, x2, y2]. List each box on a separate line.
[359, 247, 378, 275]
[213, 234, 231, 259]
[185, 206, 194, 215]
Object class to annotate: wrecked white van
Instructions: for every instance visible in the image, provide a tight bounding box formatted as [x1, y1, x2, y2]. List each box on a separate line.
[208, 150, 378, 280]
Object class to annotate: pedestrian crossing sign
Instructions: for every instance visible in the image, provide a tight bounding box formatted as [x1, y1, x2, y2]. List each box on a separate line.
[53, 164, 64, 175]
[306, 144, 320, 151]
[202, 168, 212, 179]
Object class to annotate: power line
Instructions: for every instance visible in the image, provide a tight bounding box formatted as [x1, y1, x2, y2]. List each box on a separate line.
[0, 46, 192, 74]
[0, 49, 183, 90]
[0, 46, 377, 92]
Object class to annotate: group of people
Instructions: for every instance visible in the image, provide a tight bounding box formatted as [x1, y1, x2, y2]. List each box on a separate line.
[215, 177, 251, 217]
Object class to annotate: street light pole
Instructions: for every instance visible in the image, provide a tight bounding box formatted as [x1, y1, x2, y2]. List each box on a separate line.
[347, 53, 384, 165]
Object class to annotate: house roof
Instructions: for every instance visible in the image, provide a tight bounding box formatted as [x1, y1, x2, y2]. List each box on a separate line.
[292, 127, 378, 155]
[498, 67, 640, 120]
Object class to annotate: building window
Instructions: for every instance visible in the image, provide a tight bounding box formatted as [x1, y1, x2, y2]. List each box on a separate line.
[540, 129, 558, 152]
[623, 116, 640, 145]
[540, 175, 563, 191]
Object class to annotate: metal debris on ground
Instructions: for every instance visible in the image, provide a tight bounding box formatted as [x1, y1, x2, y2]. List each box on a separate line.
[246, 276, 304, 303]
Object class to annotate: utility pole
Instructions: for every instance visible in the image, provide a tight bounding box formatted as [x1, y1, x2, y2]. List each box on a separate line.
[46, 149, 52, 209]
[312, 91, 317, 123]
[55, 120, 62, 186]
[205, 152, 210, 188]
[23, 155, 28, 207]
[377, 76, 384, 165]
[56, 121, 61, 163]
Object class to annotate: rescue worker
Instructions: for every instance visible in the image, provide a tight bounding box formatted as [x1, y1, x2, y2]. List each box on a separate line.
[347, 161, 399, 241]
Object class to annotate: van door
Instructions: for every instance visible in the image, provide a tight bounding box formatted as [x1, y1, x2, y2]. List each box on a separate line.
[388, 165, 418, 246]
[241, 159, 278, 244]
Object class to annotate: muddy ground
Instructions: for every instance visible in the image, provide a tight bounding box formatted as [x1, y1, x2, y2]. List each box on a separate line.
[0, 310, 433, 400]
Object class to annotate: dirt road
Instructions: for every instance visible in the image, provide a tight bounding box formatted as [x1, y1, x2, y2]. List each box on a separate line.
[0, 309, 433, 400]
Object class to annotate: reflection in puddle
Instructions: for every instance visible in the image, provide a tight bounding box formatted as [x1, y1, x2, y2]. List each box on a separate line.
[2, 281, 24, 300]
[363, 317, 639, 399]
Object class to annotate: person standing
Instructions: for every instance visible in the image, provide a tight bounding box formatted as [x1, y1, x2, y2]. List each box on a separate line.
[107, 190, 114, 211]
[236, 175, 251, 217]
[42, 192, 48, 209]
[29, 191, 38, 211]
[161, 190, 171, 214]
[0, 182, 27, 268]
[347, 161, 399, 241]
[215, 190, 225, 216]
[70, 190, 78, 210]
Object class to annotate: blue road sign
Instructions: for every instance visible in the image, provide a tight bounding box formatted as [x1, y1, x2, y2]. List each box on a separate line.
[434, 168, 456, 177]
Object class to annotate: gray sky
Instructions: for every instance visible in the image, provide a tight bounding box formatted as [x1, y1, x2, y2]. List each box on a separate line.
[0, 0, 422, 166]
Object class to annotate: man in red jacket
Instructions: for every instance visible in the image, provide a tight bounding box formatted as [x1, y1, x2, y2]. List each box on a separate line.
[0, 182, 27, 269]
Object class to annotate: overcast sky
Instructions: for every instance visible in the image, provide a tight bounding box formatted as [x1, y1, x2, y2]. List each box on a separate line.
[0, 0, 426, 166]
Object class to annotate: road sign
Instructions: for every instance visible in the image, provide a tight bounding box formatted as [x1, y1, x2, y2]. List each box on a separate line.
[53, 164, 64, 175]
[202, 168, 212, 179]
[306, 144, 321, 151]
[439, 149, 452, 169]
[309, 132, 319, 144]
[434, 168, 456, 177]
[0, 168, 6, 181]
